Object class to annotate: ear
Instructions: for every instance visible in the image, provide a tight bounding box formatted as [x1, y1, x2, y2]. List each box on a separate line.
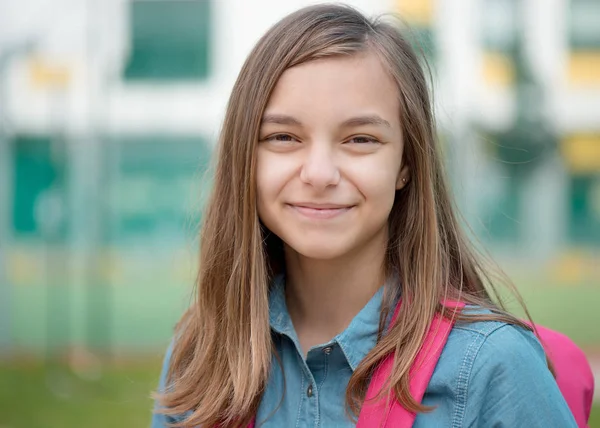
[395, 164, 410, 190]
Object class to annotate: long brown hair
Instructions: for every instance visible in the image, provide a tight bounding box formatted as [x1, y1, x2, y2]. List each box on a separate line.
[156, 4, 540, 427]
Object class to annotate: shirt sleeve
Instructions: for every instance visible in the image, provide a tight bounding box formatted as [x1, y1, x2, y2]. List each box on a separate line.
[463, 324, 578, 427]
[151, 342, 176, 428]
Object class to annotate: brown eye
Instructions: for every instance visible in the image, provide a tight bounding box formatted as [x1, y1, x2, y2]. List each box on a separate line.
[266, 134, 297, 143]
[273, 134, 294, 142]
[347, 136, 380, 144]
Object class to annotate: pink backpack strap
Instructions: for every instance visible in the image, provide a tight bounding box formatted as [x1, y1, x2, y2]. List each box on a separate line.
[356, 301, 464, 428]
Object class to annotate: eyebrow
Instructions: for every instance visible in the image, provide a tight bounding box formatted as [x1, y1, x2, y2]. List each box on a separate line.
[261, 114, 303, 126]
[260, 114, 391, 129]
[341, 115, 391, 129]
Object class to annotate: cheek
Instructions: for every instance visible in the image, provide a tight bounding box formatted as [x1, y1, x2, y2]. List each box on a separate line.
[365, 174, 398, 216]
[256, 150, 293, 217]
[348, 156, 401, 203]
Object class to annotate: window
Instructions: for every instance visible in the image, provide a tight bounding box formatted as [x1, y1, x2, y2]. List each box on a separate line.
[106, 136, 212, 245]
[11, 135, 67, 241]
[124, 0, 211, 81]
[569, 175, 600, 245]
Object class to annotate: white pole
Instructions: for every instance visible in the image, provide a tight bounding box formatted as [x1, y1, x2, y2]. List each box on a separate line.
[0, 53, 12, 356]
[0, 41, 37, 356]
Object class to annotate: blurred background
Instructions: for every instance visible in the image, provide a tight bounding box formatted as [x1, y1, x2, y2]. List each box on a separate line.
[0, 0, 598, 426]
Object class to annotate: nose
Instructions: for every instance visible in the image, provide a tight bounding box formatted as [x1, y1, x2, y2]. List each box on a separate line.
[299, 143, 341, 189]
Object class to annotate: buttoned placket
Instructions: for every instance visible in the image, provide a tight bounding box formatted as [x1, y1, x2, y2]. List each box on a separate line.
[262, 276, 387, 427]
[302, 343, 336, 427]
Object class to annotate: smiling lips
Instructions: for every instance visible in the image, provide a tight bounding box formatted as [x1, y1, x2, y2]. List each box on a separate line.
[287, 203, 354, 219]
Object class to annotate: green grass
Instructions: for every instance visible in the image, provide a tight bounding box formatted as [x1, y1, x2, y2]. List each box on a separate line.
[504, 279, 600, 347]
[592, 407, 600, 428]
[0, 361, 161, 428]
[0, 361, 598, 428]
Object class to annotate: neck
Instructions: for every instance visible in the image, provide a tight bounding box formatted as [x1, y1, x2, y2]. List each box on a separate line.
[283, 227, 387, 352]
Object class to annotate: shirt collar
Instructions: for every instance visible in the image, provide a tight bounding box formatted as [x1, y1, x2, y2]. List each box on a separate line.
[268, 274, 385, 371]
[268, 275, 294, 335]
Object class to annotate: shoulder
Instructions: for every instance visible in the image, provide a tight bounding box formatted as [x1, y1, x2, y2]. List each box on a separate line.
[451, 315, 548, 380]
[452, 311, 545, 360]
[439, 306, 546, 373]
[432, 309, 546, 393]
[426, 308, 577, 427]
[444, 306, 562, 390]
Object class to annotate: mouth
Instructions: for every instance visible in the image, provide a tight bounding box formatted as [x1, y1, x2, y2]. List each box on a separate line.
[286, 203, 355, 220]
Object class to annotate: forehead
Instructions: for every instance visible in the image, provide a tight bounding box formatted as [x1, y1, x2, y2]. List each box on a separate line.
[264, 52, 400, 124]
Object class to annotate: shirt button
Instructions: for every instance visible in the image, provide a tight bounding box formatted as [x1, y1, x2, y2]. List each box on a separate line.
[307, 384, 313, 397]
[323, 347, 332, 355]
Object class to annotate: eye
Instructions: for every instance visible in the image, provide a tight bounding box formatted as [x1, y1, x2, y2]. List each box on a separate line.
[264, 134, 298, 143]
[346, 136, 380, 145]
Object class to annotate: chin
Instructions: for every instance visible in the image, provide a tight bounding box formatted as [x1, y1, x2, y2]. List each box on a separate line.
[285, 238, 352, 260]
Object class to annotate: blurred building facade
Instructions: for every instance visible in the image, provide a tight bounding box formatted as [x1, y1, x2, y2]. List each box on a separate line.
[0, 0, 598, 356]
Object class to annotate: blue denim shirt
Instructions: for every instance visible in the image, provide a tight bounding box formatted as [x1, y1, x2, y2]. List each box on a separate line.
[152, 277, 577, 427]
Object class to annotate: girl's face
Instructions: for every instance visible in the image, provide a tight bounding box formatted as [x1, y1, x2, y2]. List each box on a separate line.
[257, 52, 409, 260]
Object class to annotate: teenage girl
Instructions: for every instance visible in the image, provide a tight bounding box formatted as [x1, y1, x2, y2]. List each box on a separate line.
[152, 4, 578, 427]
